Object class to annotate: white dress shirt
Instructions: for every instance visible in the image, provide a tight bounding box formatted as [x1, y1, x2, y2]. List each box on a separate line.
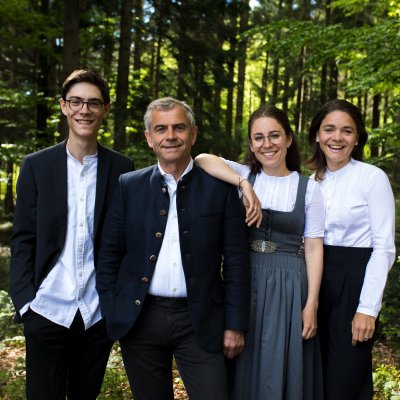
[224, 160, 325, 238]
[313, 159, 396, 317]
[27, 148, 101, 329]
[148, 159, 194, 297]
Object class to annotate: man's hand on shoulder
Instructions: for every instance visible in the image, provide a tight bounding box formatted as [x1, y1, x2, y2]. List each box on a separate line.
[223, 329, 245, 359]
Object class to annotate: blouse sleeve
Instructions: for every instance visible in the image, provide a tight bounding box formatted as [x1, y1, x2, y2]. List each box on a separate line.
[357, 168, 396, 318]
[222, 159, 251, 178]
[304, 179, 325, 238]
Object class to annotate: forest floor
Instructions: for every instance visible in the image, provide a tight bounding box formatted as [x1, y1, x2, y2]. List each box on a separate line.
[0, 338, 398, 399]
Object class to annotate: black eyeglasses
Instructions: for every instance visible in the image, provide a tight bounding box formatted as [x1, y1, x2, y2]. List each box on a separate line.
[66, 99, 104, 113]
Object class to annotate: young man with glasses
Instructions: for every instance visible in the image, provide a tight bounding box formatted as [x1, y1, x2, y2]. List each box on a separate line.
[10, 69, 134, 400]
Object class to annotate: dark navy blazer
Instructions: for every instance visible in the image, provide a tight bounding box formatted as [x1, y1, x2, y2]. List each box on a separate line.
[96, 163, 250, 353]
[9, 140, 134, 319]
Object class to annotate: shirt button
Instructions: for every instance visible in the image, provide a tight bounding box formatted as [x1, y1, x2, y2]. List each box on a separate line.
[160, 210, 167, 216]
[150, 255, 157, 262]
[134, 300, 141, 306]
[162, 187, 167, 194]
[141, 277, 149, 283]
[155, 232, 162, 238]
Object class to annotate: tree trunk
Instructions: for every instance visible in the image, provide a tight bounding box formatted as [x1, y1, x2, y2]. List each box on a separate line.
[294, 46, 305, 134]
[100, 0, 119, 78]
[133, 0, 143, 74]
[225, 39, 235, 145]
[320, 0, 331, 105]
[60, 0, 80, 139]
[212, 2, 226, 134]
[234, 0, 249, 157]
[328, 60, 338, 100]
[225, 1, 239, 149]
[35, 0, 52, 148]
[154, 35, 162, 98]
[370, 93, 381, 157]
[260, 51, 269, 106]
[114, 0, 133, 152]
[282, 65, 290, 113]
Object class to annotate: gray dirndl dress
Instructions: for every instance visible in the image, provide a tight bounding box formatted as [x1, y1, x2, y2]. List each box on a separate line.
[232, 174, 323, 400]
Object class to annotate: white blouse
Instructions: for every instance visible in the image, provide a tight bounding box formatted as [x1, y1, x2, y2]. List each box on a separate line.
[313, 159, 396, 317]
[224, 159, 325, 239]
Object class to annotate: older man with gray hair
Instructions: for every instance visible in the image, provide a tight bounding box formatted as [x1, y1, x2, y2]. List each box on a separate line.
[96, 97, 250, 400]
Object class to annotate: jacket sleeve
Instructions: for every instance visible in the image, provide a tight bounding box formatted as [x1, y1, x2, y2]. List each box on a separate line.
[221, 185, 250, 331]
[9, 158, 38, 314]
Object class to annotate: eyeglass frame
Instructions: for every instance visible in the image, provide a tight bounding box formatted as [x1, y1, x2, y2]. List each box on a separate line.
[250, 131, 287, 146]
[65, 98, 105, 113]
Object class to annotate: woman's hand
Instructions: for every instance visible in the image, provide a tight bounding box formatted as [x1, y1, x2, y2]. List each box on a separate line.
[240, 180, 262, 228]
[351, 312, 376, 346]
[302, 302, 318, 340]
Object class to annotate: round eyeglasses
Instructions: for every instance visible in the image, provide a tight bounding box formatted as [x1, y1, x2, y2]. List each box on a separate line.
[251, 132, 286, 146]
[66, 99, 104, 113]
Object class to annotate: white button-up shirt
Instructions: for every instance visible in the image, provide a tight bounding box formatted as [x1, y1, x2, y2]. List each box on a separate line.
[148, 160, 194, 297]
[314, 159, 396, 317]
[28, 147, 101, 329]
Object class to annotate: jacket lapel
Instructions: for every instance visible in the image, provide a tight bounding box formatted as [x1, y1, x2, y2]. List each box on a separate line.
[94, 143, 111, 238]
[53, 141, 68, 233]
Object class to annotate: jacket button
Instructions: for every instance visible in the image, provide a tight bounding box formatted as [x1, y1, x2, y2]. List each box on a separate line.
[141, 277, 149, 283]
[160, 209, 167, 216]
[134, 300, 141, 306]
[155, 232, 162, 238]
[162, 187, 167, 194]
[150, 255, 157, 262]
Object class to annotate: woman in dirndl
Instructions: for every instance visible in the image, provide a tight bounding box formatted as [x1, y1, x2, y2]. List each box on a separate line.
[196, 105, 325, 399]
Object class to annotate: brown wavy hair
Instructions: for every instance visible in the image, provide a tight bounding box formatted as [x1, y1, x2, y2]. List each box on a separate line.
[307, 99, 368, 181]
[244, 105, 301, 175]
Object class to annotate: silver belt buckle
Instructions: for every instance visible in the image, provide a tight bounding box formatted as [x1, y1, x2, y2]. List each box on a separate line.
[250, 240, 276, 253]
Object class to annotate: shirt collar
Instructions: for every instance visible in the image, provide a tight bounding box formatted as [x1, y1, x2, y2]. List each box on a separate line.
[66, 146, 98, 163]
[157, 158, 194, 181]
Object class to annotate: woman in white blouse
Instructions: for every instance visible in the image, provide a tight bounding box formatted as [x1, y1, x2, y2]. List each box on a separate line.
[196, 106, 325, 399]
[307, 99, 396, 400]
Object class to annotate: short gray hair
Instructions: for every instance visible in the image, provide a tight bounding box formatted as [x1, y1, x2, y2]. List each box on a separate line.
[144, 97, 196, 131]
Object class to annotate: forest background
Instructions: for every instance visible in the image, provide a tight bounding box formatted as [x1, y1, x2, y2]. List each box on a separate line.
[0, 0, 399, 398]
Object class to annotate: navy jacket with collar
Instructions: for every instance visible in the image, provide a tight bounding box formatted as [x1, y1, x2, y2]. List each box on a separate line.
[96, 163, 250, 353]
[9, 140, 134, 320]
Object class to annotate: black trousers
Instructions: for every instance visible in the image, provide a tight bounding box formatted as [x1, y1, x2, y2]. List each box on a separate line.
[318, 245, 375, 400]
[120, 295, 228, 400]
[23, 309, 113, 400]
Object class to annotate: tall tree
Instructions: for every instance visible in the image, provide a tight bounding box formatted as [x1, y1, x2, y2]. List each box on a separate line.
[113, 0, 133, 151]
[234, 0, 250, 157]
[133, 0, 143, 74]
[60, 0, 80, 138]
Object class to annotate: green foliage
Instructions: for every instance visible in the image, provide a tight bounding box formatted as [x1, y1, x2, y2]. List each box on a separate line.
[98, 344, 131, 399]
[0, 341, 26, 400]
[0, 286, 25, 400]
[373, 364, 400, 400]
[0, 290, 23, 341]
